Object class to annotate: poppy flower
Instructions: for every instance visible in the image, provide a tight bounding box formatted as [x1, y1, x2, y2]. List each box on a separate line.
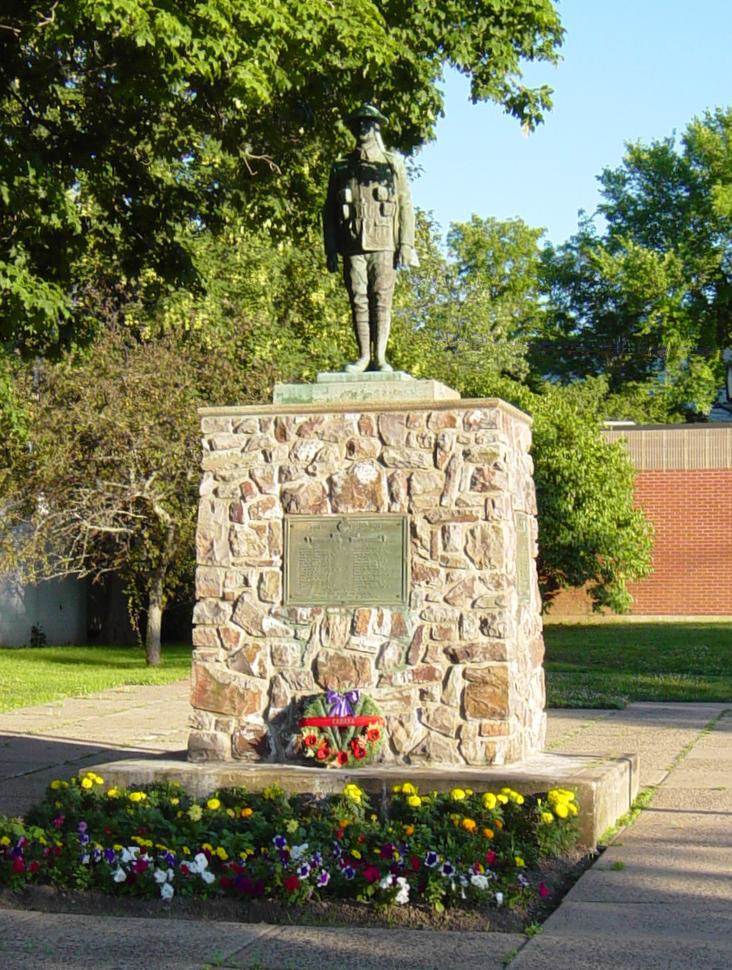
[303, 734, 318, 748]
[366, 726, 381, 742]
[350, 739, 366, 760]
[315, 744, 330, 761]
[336, 750, 349, 767]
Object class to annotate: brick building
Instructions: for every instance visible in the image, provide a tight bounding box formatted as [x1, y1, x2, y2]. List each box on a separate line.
[550, 423, 732, 617]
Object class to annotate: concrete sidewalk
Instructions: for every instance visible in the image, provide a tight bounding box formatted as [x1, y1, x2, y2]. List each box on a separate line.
[0, 685, 729, 969]
[512, 703, 732, 970]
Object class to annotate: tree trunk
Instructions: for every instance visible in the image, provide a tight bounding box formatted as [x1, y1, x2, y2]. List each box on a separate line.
[145, 566, 165, 666]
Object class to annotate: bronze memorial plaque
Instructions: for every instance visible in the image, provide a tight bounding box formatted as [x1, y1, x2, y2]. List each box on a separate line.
[284, 514, 409, 607]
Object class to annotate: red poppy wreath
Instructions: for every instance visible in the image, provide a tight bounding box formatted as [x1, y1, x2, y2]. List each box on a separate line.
[297, 690, 384, 767]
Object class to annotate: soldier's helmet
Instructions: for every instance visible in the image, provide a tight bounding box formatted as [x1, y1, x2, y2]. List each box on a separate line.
[346, 104, 388, 129]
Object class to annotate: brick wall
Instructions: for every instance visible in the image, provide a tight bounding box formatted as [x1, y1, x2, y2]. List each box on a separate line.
[551, 468, 732, 616]
[627, 470, 732, 614]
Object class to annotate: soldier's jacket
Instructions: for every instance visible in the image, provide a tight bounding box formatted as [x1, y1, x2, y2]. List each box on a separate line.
[323, 148, 416, 258]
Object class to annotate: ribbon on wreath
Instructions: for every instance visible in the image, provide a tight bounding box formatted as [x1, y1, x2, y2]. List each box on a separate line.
[299, 714, 384, 728]
[326, 689, 359, 717]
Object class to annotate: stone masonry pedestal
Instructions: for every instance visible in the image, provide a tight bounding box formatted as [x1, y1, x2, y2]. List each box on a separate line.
[190, 392, 546, 767]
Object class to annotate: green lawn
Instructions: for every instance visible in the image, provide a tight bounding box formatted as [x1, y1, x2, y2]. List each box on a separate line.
[0, 644, 191, 713]
[544, 622, 732, 708]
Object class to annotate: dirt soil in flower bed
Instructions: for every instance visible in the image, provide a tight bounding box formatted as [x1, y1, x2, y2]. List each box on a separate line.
[0, 851, 594, 932]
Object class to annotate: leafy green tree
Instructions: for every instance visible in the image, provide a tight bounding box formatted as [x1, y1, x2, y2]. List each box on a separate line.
[526, 381, 653, 612]
[391, 213, 541, 389]
[0, 331, 249, 664]
[534, 108, 732, 419]
[0, 0, 563, 351]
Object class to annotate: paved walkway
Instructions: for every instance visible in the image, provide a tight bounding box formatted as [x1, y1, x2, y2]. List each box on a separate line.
[0, 684, 729, 969]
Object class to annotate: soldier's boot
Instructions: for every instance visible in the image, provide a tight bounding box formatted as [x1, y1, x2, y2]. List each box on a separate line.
[374, 316, 393, 372]
[345, 313, 371, 373]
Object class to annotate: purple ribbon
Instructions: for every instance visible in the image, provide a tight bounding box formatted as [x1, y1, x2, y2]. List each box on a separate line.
[326, 690, 359, 717]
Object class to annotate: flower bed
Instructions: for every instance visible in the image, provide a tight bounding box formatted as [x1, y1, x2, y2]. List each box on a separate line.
[1, 772, 580, 916]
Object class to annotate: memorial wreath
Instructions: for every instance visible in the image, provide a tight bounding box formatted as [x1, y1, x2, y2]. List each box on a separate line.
[297, 690, 384, 767]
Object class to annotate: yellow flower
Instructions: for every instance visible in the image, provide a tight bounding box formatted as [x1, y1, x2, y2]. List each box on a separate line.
[206, 797, 221, 811]
[541, 811, 554, 825]
[215, 847, 228, 861]
[407, 795, 422, 808]
[351, 849, 361, 860]
[404, 824, 415, 837]
[370, 814, 377, 822]
[515, 856, 525, 868]
[401, 782, 418, 796]
[241, 807, 253, 818]
[483, 827, 494, 839]
[465, 788, 473, 796]
[554, 802, 569, 819]
[50, 780, 63, 790]
[106, 788, 120, 799]
[497, 794, 509, 805]
[226, 808, 235, 818]
[202, 843, 213, 853]
[392, 784, 402, 794]
[188, 804, 203, 821]
[286, 819, 299, 834]
[462, 818, 477, 832]
[170, 797, 179, 806]
[182, 846, 191, 855]
[568, 802, 579, 816]
[482, 792, 497, 810]
[450, 788, 466, 801]
[512, 793, 525, 805]
[0, 836, 10, 846]
[128, 791, 147, 803]
[113, 844, 123, 852]
[343, 783, 363, 803]
[81, 777, 93, 790]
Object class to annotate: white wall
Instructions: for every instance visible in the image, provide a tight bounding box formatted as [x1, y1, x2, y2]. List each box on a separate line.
[0, 573, 87, 646]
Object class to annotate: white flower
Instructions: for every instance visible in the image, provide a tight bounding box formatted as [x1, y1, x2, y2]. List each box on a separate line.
[154, 868, 168, 884]
[193, 852, 209, 870]
[200, 869, 215, 885]
[394, 877, 410, 906]
[379, 875, 393, 890]
[120, 846, 139, 863]
[160, 882, 175, 901]
[290, 842, 310, 861]
[495, 891, 504, 907]
[112, 867, 127, 883]
[81, 854, 90, 865]
[470, 874, 489, 891]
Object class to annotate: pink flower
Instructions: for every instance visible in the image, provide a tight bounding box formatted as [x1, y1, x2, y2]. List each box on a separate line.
[538, 882, 550, 898]
[363, 865, 380, 884]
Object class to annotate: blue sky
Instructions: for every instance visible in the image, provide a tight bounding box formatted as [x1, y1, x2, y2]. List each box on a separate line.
[411, 0, 732, 245]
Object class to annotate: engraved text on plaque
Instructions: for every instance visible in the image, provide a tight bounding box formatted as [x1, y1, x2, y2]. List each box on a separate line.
[284, 515, 409, 607]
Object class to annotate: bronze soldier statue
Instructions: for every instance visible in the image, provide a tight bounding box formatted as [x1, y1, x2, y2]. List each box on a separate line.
[323, 105, 419, 373]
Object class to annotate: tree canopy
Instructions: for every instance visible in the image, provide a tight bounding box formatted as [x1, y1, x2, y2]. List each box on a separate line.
[0, 0, 563, 351]
[534, 109, 732, 419]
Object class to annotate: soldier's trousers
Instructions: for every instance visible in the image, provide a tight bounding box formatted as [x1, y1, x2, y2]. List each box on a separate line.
[342, 251, 396, 335]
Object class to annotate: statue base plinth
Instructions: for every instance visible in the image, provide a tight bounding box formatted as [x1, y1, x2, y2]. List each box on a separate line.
[273, 372, 459, 405]
[86, 751, 639, 850]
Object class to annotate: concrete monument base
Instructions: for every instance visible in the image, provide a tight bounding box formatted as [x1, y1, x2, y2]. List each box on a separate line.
[88, 750, 638, 850]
